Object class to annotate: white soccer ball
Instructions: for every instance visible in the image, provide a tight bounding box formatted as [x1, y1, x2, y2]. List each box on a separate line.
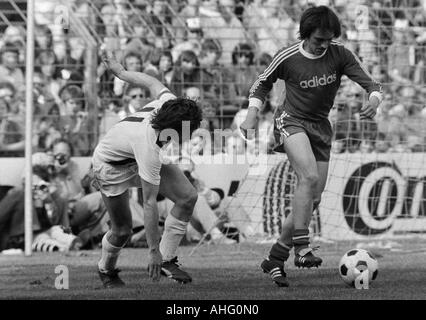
[338, 249, 379, 287]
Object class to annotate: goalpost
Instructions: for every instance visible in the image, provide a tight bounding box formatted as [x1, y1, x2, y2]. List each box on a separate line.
[24, 0, 35, 256]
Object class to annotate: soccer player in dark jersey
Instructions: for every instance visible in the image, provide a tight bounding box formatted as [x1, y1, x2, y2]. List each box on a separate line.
[240, 6, 382, 287]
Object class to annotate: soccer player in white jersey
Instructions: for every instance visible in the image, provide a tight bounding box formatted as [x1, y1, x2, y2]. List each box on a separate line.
[92, 50, 202, 288]
[240, 6, 383, 287]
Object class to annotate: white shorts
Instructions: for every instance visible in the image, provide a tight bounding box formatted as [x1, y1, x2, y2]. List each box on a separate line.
[91, 157, 142, 197]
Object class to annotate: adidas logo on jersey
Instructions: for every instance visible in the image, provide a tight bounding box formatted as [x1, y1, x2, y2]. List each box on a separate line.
[300, 72, 337, 88]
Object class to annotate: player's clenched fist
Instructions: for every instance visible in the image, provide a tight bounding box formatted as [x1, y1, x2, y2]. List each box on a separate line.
[359, 95, 380, 120]
[148, 250, 163, 282]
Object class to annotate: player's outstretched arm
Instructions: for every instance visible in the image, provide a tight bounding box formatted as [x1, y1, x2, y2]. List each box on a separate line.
[141, 179, 163, 282]
[342, 47, 383, 119]
[101, 48, 167, 98]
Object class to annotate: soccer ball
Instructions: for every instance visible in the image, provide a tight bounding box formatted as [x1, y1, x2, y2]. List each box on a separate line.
[338, 249, 379, 287]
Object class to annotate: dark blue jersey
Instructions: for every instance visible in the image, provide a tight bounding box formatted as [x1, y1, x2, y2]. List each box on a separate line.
[249, 40, 383, 121]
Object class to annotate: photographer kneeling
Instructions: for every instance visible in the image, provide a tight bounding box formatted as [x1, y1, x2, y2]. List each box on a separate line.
[0, 153, 82, 252]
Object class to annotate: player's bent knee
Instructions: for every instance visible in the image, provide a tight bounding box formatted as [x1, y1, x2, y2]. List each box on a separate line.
[178, 191, 198, 212]
[300, 173, 319, 190]
[109, 228, 132, 246]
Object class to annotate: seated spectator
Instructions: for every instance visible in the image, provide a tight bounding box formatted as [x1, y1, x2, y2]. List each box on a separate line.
[0, 26, 26, 52]
[114, 52, 143, 97]
[62, 36, 86, 86]
[171, 25, 204, 62]
[118, 84, 152, 119]
[0, 43, 25, 94]
[0, 98, 24, 157]
[170, 50, 216, 98]
[35, 103, 62, 151]
[199, 38, 222, 72]
[34, 24, 54, 57]
[124, 15, 157, 58]
[0, 81, 16, 106]
[197, 0, 248, 65]
[230, 43, 258, 106]
[158, 51, 174, 87]
[49, 139, 108, 248]
[0, 154, 82, 252]
[183, 86, 216, 131]
[50, 139, 84, 200]
[34, 50, 63, 109]
[98, 3, 122, 53]
[58, 84, 90, 155]
[199, 38, 236, 110]
[217, 42, 257, 128]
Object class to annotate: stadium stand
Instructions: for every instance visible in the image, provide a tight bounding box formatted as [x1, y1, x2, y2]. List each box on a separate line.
[0, 0, 424, 157]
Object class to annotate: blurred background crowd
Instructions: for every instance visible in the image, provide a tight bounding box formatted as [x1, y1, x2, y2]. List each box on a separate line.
[0, 0, 424, 157]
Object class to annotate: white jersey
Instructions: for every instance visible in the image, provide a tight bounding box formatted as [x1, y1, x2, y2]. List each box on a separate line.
[93, 89, 176, 186]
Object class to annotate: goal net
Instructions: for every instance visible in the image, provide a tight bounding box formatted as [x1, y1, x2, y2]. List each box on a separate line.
[218, 151, 426, 245]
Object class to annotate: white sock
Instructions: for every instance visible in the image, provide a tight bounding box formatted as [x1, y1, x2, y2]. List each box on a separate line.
[159, 214, 188, 262]
[186, 223, 202, 242]
[98, 232, 122, 273]
[210, 227, 224, 240]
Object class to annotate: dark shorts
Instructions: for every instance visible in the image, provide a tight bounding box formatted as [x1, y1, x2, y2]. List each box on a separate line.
[273, 111, 332, 162]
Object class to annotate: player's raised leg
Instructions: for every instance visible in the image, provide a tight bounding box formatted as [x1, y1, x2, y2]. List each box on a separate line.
[97, 191, 133, 288]
[158, 163, 198, 283]
[283, 132, 323, 268]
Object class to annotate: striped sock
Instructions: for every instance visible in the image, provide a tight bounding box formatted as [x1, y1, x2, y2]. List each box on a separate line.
[292, 229, 310, 254]
[268, 242, 292, 263]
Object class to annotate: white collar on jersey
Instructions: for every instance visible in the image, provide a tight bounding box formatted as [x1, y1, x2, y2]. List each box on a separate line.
[299, 40, 327, 59]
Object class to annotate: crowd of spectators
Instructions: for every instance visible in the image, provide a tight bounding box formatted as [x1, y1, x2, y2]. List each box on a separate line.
[0, 0, 425, 159]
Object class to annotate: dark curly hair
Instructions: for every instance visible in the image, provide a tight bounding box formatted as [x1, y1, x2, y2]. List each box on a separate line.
[151, 97, 203, 138]
[299, 6, 341, 40]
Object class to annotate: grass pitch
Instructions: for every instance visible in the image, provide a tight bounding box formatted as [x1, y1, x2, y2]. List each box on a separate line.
[0, 241, 425, 300]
